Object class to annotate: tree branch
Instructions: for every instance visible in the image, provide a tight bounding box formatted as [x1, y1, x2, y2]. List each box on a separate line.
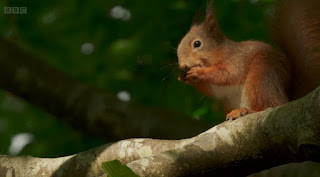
[128, 86, 320, 176]
[0, 138, 187, 177]
[0, 39, 211, 140]
[0, 86, 319, 177]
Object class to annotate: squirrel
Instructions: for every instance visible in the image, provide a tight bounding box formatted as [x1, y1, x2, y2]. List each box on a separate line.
[177, 0, 320, 120]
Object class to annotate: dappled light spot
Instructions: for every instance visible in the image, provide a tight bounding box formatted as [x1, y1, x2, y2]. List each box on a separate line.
[117, 91, 131, 102]
[140, 158, 149, 171]
[42, 12, 57, 24]
[80, 43, 94, 55]
[8, 133, 34, 155]
[137, 146, 153, 158]
[193, 115, 200, 120]
[171, 1, 187, 10]
[110, 5, 131, 21]
[109, 39, 139, 55]
[1, 94, 25, 113]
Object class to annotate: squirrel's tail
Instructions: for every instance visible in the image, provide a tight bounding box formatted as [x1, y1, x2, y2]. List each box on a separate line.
[273, 0, 320, 99]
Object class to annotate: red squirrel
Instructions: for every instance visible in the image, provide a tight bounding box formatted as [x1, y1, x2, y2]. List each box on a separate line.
[177, 0, 320, 120]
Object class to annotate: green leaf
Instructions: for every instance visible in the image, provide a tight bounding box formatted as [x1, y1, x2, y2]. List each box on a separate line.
[101, 160, 139, 177]
[192, 107, 209, 118]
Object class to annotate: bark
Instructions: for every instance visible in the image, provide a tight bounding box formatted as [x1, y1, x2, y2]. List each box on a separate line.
[249, 162, 320, 177]
[0, 138, 189, 177]
[0, 39, 211, 140]
[0, 86, 320, 177]
[127, 86, 320, 176]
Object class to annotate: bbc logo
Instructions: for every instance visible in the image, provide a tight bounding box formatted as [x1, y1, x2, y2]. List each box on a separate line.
[4, 7, 27, 14]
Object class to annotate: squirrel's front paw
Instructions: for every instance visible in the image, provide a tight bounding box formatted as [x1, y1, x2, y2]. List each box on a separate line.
[185, 67, 205, 84]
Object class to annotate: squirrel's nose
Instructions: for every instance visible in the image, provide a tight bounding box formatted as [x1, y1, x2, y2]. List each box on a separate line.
[179, 64, 191, 71]
[179, 63, 202, 71]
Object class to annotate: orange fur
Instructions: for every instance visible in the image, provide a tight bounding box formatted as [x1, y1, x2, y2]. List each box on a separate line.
[177, 0, 320, 120]
[273, 0, 320, 99]
[246, 49, 290, 111]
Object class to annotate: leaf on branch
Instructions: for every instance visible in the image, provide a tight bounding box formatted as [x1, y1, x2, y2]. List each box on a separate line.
[101, 160, 139, 177]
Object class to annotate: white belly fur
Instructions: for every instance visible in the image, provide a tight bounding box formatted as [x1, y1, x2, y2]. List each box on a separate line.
[210, 84, 249, 110]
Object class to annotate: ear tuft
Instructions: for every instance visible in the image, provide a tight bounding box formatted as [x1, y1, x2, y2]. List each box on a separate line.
[205, 14, 217, 28]
[204, 0, 217, 31]
[206, 0, 214, 16]
[203, 0, 224, 42]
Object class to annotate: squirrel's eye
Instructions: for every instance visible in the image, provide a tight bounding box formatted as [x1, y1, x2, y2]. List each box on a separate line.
[193, 41, 201, 48]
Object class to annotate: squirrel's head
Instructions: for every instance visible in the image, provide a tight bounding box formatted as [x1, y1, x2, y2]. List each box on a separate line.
[177, 1, 225, 71]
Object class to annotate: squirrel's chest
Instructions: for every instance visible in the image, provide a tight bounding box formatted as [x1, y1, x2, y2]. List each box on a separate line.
[210, 84, 247, 110]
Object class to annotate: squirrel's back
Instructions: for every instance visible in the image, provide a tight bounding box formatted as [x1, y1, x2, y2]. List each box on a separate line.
[273, 0, 320, 99]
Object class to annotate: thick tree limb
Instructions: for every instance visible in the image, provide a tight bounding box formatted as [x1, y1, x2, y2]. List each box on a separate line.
[0, 86, 319, 177]
[0, 39, 211, 140]
[127, 86, 320, 176]
[0, 138, 188, 177]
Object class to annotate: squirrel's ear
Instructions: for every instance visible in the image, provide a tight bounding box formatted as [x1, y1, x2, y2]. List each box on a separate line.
[204, 0, 217, 32]
[204, 14, 217, 29]
[204, 0, 224, 42]
[206, 0, 214, 16]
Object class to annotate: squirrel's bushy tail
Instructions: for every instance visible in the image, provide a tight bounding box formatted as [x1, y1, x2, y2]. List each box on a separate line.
[273, 0, 320, 99]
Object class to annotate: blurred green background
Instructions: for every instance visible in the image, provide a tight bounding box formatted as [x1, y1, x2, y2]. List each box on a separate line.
[0, 0, 274, 158]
